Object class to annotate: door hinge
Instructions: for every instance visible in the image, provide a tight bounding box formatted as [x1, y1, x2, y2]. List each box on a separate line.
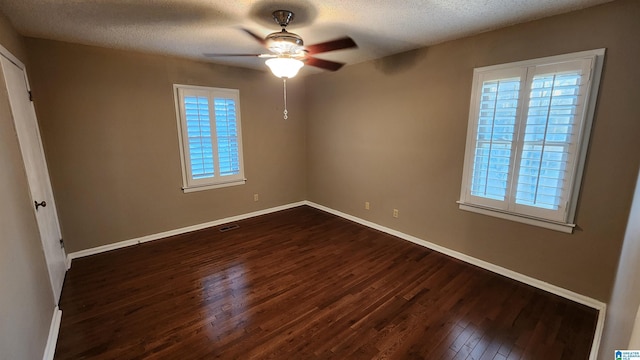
[28, 90, 33, 101]
[59, 238, 65, 249]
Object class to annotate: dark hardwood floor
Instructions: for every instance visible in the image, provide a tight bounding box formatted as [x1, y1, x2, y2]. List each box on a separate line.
[54, 206, 598, 359]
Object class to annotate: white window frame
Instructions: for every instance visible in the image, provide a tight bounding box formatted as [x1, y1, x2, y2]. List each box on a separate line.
[458, 49, 605, 233]
[174, 84, 245, 193]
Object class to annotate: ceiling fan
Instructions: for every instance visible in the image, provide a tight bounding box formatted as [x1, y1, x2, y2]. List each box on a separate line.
[205, 10, 358, 78]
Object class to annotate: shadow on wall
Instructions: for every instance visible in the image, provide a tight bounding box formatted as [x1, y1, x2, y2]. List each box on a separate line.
[373, 47, 429, 75]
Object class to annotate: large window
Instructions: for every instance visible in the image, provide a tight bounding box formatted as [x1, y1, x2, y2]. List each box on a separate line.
[458, 49, 604, 233]
[174, 84, 245, 192]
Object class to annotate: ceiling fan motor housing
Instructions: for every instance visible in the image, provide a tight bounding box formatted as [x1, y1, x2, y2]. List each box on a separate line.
[266, 30, 304, 56]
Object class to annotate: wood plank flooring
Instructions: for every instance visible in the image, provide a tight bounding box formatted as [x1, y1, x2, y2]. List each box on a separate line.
[54, 206, 598, 359]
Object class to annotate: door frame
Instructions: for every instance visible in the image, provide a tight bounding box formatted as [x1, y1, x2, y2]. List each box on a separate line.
[0, 43, 67, 301]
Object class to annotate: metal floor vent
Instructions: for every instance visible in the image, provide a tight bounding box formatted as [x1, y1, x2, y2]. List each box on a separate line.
[218, 224, 240, 232]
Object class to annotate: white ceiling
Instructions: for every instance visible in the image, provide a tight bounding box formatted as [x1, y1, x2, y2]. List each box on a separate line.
[0, 0, 613, 75]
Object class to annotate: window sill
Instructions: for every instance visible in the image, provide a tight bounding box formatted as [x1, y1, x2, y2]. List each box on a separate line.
[457, 202, 575, 234]
[182, 179, 246, 193]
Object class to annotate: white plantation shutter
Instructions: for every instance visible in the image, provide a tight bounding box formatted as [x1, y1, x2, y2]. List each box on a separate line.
[459, 50, 604, 232]
[213, 98, 241, 177]
[184, 95, 214, 179]
[512, 60, 592, 221]
[175, 85, 245, 192]
[468, 68, 524, 210]
[470, 78, 519, 201]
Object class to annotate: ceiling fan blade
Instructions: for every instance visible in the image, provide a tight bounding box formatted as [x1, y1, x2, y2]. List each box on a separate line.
[305, 37, 357, 55]
[305, 56, 345, 71]
[241, 28, 266, 45]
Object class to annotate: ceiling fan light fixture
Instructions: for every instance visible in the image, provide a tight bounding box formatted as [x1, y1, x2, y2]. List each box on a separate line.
[265, 57, 304, 78]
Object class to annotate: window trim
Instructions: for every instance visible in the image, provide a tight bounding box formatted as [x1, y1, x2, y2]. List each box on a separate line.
[173, 84, 246, 193]
[458, 49, 605, 233]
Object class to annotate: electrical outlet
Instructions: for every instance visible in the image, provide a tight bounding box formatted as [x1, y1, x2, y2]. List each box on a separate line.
[254, 194, 259, 201]
[365, 201, 370, 210]
[393, 209, 399, 218]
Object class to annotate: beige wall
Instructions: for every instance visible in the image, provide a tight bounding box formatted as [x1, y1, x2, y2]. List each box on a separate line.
[0, 11, 54, 360]
[306, 0, 640, 302]
[25, 39, 307, 253]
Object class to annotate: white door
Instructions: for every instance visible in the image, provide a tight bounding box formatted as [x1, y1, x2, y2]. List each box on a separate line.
[0, 55, 66, 302]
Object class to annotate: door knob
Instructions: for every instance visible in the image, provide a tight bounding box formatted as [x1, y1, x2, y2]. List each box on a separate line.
[34, 200, 47, 210]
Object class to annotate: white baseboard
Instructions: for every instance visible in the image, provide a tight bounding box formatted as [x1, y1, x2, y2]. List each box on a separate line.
[67, 201, 306, 263]
[303, 201, 606, 360]
[42, 306, 62, 360]
[65, 200, 605, 359]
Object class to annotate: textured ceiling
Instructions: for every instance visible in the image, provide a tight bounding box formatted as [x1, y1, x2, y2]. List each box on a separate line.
[0, 0, 613, 75]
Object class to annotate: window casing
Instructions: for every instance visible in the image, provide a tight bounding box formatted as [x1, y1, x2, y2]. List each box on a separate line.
[458, 49, 605, 233]
[174, 84, 245, 192]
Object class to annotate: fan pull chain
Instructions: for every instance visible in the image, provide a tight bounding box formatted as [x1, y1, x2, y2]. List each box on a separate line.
[282, 78, 288, 120]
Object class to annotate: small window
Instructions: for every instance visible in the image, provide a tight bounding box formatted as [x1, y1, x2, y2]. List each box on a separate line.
[174, 84, 245, 192]
[458, 49, 605, 233]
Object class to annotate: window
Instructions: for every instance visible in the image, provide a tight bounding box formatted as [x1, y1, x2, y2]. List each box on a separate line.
[458, 49, 605, 233]
[174, 84, 245, 192]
